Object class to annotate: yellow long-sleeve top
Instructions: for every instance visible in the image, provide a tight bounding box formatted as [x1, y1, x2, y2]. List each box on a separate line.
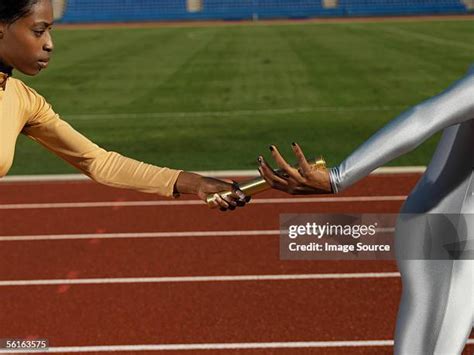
[0, 72, 182, 197]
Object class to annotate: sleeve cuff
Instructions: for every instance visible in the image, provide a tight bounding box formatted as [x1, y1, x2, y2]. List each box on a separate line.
[328, 167, 340, 194]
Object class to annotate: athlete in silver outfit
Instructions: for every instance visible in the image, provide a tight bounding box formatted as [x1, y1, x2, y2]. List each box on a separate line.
[259, 66, 474, 354]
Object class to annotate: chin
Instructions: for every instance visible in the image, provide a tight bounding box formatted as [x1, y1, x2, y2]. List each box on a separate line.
[19, 67, 42, 76]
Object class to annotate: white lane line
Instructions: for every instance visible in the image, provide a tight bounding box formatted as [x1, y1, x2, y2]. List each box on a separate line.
[2, 338, 474, 353]
[0, 196, 406, 210]
[383, 26, 474, 50]
[0, 340, 395, 353]
[0, 166, 426, 182]
[0, 228, 395, 242]
[0, 272, 401, 287]
[0, 230, 281, 242]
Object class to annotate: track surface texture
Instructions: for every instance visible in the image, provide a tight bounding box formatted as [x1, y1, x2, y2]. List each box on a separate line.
[1, 172, 473, 354]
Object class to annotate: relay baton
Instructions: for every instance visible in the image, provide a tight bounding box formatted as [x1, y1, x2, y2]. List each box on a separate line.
[206, 157, 327, 208]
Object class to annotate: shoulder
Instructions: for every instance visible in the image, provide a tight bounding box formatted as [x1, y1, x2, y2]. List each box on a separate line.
[8, 77, 44, 106]
[9, 78, 56, 125]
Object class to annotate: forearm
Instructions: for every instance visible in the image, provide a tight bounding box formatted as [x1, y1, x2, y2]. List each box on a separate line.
[173, 171, 203, 195]
[86, 150, 182, 197]
[330, 106, 429, 192]
[19, 81, 243, 208]
[23, 118, 182, 197]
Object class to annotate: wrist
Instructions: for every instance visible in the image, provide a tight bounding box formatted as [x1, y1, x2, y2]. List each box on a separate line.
[174, 171, 203, 195]
[327, 167, 338, 194]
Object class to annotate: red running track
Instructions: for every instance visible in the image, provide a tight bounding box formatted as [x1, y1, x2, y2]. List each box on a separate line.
[0, 173, 473, 354]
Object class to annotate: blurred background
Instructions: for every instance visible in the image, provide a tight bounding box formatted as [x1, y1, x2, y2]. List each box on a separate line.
[11, 0, 474, 175]
[51, 0, 472, 22]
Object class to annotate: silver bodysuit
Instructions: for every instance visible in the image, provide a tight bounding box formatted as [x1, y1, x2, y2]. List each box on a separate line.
[329, 66, 474, 354]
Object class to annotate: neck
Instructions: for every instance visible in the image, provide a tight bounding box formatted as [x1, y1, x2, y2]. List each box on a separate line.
[0, 60, 13, 76]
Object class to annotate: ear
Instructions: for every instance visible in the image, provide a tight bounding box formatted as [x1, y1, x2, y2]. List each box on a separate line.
[0, 24, 5, 39]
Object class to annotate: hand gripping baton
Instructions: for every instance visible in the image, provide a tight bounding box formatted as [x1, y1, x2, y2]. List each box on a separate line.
[206, 157, 327, 208]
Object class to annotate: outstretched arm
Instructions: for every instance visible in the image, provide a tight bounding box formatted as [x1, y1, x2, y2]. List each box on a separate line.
[20, 82, 246, 210]
[330, 69, 474, 192]
[259, 68, 474, 194]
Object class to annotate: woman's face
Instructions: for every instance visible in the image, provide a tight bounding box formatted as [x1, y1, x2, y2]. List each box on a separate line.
[0, 0, 54, 75]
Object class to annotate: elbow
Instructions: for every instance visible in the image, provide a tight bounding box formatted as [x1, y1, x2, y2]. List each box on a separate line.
[394, 105, 436, 152]
[76, 150, 111, 184]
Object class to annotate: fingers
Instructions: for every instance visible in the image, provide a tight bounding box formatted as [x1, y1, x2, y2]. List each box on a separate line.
[211, 193, 235, 211]
[232, 182, 246, 200]
[231, 182, 250, 207]
[258, 155, 288, 187]
[291, 142, 311, 175]
[258, 155, 302, 194]
[269, 145, 303, 182]
[201, 176, 250, 211]
[211, 183, 249, 211]
[269, 145, 292, 173]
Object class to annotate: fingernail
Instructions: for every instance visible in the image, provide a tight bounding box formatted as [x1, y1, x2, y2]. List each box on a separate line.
[257, 156, 262, 163]
[269, 145, 274, 151]
[291, 142, 296, 146]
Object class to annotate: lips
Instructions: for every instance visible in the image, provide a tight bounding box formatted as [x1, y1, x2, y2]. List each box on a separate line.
[37, 59, 49, 69]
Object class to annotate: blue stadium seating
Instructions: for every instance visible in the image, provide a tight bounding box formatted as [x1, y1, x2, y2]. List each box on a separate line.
[59, 0, 468, 23]
[339, 0, 467, 16]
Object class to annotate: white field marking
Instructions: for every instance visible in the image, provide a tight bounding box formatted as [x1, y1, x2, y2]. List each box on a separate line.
[0, 166, 426, 182]
[0, 227, 395, 242]
[383, 26, 474, 50]
[0, 272, 401, 287]
[0, 341, 395, 353]
[0, 196, 406, 210]
[64, 106, 406, 121]
[2, 339, 474, 353]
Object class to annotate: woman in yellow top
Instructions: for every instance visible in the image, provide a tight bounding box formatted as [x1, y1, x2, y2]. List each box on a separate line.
[0, 0, 248, 211]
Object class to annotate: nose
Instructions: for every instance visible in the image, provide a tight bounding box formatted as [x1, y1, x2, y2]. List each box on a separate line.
[43, 31, 54, 53]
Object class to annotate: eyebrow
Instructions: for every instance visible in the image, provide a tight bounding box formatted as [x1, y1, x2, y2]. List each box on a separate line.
[33, 21, 54, 27]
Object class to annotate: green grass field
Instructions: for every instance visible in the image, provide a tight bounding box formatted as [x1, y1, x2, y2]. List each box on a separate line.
[10, 19, 474, 175]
